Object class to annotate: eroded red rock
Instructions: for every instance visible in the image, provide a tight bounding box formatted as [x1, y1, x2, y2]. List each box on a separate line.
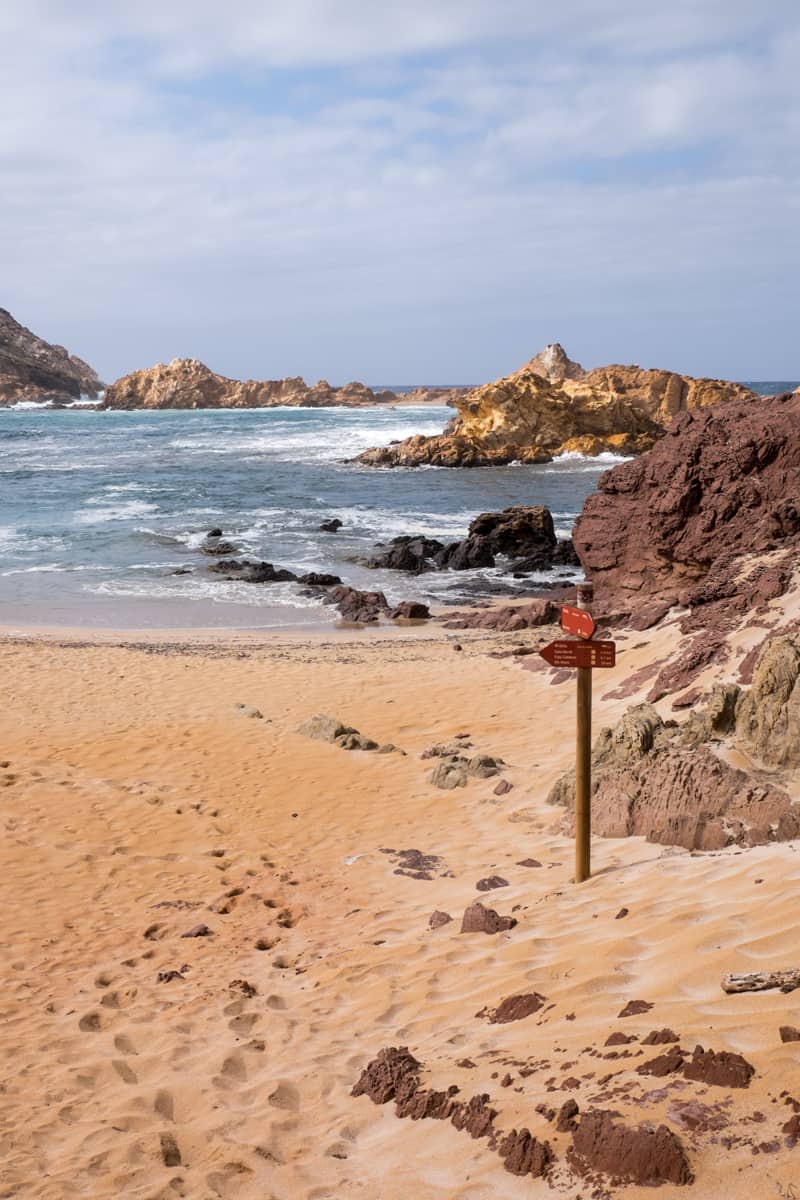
[351, 1046, 421, 1105]
[574, 391, 800, 646]
[478, 993, 547, 1024]
[569, 1109, 693, 1186]
[498, 1128, 554, 1177]
[618, 1000, 654, 1018]
[682, 1045, 755, 1088]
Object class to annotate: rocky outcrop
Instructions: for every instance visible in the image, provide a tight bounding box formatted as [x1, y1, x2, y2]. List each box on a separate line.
[0, 307, 102, 405]
[574, 391, 800, 624]
[734, 635, 800, 768]
[102, 357, 400, 409]
[356, 343, 755, 467]
[549, 664, 800, 849]
[367, 506, 577, 577]
[569, 1110, 693, 1186]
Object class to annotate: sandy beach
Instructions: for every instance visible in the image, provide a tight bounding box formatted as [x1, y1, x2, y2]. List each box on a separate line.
[2, 606, 798, 1200]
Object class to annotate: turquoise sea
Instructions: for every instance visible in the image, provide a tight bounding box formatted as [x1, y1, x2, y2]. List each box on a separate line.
[0, 383, 794, 630]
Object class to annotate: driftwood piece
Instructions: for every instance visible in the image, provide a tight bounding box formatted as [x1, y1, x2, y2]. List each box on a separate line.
[721, 969, 800, 995]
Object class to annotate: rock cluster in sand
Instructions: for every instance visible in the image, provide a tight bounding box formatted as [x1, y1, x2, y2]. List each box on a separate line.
[356, 342, 755, 467]
[0, 306, 102, 405]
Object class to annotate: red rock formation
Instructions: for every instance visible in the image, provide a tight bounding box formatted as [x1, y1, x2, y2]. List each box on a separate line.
[569, 1110, 693, 1186]
[102, 357, 401, 409]
[574, 391, 800, 623]
[0, 307, 101, 405]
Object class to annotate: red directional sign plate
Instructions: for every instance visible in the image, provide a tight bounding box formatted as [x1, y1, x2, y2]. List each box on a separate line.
[560, 605, 596, 640]
[539, 639, 616, 669]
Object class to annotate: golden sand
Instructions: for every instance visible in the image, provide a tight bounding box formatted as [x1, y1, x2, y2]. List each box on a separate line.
[1, 615, 798, 1198]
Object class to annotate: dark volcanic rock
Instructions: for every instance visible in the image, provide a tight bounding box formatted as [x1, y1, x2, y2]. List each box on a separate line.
[479, 992, 547, 1023]
[368, 535, 444, 573]
[682, 1045, 755, 1088]
[498, 1128, 554, 1177]
[299, 571, 342, 586]
[325, 584, 389, 623]
[574, 391, 800, 631]
[569, 1110, 693, 1186]
[469, 505, 556, 557]
[436, 534, 496, 571]
[460, 902, 517, 935]
[207, 558, 298, 583]
[319, 518, 342, 532]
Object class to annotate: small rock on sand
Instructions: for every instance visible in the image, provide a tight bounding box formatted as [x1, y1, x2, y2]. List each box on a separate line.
[460, 902, 517, 935]
[428, 911, 453, 929]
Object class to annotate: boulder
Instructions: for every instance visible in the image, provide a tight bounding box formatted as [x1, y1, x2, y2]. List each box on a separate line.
[298, 571, 342, 587]
[325, 585, 389, 623]
[207, 558, 298, 583]
[297, 715, 358, 743]
[367, 536, 444, 573]
[460, 902, 517, 934]
[388, 601, 431, 620]
[319, 518, 343, 532]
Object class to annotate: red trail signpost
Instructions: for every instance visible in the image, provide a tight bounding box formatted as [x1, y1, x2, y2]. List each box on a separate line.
[539, 581, 616, 883]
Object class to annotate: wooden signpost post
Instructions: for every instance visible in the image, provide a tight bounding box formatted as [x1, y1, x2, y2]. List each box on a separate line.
[539, 581, 616, 884]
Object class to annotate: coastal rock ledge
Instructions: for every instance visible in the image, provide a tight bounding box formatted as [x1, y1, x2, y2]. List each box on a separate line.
[356, 342, 755, 467]
[0, 307, 102, 405]
[102, 358, 456, 409]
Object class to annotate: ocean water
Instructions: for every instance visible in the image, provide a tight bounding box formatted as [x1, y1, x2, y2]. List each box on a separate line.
[0, 383, 794, 630]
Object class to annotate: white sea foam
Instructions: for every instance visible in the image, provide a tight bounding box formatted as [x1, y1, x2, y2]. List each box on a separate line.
[75, 499, 159, 525]
[87, 575, 328, 610]
[552, 450, 634, 464]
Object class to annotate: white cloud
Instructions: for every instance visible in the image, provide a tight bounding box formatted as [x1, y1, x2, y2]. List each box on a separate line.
[0, 1, 798, 381]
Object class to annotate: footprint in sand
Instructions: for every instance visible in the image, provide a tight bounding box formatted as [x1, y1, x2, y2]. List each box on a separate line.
[206, 1163, 254, 1198]
[154, 1089, 175, 1121]
[113, 1032, 138, 1055]
[215, 1052, 248, 1085]
[228, 1012, 260, 1036]
[268, 1081, 300, 1111]
[78, 1011, 102, 1032]
[112, 1059, 138, 1084]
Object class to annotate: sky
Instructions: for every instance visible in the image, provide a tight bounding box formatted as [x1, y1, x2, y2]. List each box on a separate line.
[1, 1, 798, 385]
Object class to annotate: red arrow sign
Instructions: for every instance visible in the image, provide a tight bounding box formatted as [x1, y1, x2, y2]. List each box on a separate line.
[561, 605, 596, 640]
[539, 639, 616, 669]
